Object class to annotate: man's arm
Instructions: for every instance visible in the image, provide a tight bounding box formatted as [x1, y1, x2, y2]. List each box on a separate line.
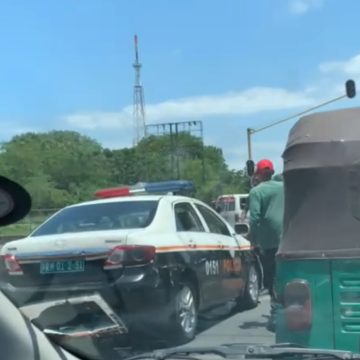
[249, 189, 262, 246]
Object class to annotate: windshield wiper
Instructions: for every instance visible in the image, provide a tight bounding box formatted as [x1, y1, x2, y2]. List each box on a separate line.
[125, 343, 360, 360]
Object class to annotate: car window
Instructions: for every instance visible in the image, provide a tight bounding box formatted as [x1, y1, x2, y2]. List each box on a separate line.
[218, 197, 235, 212]
[240, 197, 248, 210]
[174, 202, 204, 232]
[226, 198, 235, 211]
[195, 204, 231, 236]
[31, 201, 159, 236]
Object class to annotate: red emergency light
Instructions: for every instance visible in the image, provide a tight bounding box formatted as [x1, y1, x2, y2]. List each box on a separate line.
[95, 187, 131, 199]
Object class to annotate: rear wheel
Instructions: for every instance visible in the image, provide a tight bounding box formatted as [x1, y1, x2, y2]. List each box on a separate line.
[239, 264, 259, 310]
[168, 282, 198, 344]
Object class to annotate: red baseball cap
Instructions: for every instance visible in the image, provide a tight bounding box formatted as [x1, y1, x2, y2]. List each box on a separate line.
[255, 159, 274, 174]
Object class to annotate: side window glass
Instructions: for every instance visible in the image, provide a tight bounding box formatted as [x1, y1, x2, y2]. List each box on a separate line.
[174, 203, 205, 232]
[196, 204, 231, 236]
[228, 199, 235, 211]
[240, 197, 248, 210]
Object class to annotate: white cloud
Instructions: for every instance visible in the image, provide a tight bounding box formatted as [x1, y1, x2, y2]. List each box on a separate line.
[319, 54, 360, 76]
[64, 108, 132, 130]
[62, 50, 360, 169]
[289, 0, 324, 15]
[63, 55, 357, 134]
[63, 87, 315, 130]
[64, 51, 360, 133]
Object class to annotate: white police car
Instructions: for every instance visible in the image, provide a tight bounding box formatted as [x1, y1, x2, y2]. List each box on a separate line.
[0, 181, 261, 343]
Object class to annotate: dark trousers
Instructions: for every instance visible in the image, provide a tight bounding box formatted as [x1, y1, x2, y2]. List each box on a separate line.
[260, 248, 277, 298]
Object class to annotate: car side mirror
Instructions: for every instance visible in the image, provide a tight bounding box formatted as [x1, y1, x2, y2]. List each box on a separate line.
[246, 160, 255, 177]
[234, 223, 249, 236]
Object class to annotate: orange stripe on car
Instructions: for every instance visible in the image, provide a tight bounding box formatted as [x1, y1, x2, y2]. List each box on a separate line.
[156, 245, 252, 253]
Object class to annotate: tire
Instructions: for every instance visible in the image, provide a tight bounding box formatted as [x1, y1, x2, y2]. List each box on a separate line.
[168, 281, 198, 344]
[239, 264, 259, 310]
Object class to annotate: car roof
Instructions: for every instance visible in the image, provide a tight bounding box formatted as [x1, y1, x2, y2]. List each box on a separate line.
[66, 194, 200, 209]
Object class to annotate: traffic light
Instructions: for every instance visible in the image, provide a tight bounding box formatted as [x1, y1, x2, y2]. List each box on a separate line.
[246, 160, 255, 177]
[346, 79, 356, 99]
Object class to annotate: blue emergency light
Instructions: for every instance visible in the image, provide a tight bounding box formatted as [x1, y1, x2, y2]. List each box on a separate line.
[144, 180, 193, 193]
[95, 180, 194, 199]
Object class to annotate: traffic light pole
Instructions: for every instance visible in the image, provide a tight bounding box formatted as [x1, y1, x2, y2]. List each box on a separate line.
[246, 80, 356, 162]
[247, 128, 253, 161]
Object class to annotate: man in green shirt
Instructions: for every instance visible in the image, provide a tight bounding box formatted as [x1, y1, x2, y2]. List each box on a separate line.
[249, 159, 284, 331]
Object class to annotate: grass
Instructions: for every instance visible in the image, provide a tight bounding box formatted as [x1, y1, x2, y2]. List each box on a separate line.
[0, 223, 34, 237]
[0, 215, 51, 238]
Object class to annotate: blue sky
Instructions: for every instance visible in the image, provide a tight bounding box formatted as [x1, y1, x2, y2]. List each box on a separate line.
[0, 0, 360, 173]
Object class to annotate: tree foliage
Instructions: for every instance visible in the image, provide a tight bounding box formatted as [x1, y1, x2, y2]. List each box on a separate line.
[0, 130, 249, 208]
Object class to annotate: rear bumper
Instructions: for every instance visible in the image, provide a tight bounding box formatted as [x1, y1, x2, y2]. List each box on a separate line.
[0, 264, 176, 327]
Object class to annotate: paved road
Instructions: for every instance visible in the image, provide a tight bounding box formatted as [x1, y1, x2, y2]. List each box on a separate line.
[192, 294, 274, 347]
[110, 294, 274, 359]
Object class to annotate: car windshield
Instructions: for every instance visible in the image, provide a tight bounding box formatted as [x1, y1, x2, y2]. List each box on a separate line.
[31, 201, 159, 236]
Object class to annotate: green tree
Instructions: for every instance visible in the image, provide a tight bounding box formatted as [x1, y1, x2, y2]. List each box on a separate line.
[0, 130, 249, 209]
[0, 131, 112, 207]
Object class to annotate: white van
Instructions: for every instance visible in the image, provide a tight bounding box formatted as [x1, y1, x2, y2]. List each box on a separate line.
[216, 194, 249, 228]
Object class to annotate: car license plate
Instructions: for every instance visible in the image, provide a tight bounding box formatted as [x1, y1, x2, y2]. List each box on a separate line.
[40, 259, 85, 274]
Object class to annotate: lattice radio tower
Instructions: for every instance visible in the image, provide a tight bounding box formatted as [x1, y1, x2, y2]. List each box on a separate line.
[133, 34, 146, 145]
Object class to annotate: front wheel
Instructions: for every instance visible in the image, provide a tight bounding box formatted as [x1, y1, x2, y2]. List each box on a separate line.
[239, 264, 259, 310]
[168, 282, 198, 344]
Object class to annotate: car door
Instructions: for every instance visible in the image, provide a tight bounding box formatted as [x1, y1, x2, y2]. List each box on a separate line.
[194, 203, 245, 303]
[173, 201, 223, 309]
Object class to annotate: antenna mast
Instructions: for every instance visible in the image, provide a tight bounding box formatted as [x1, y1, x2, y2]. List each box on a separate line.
[133, 34, 146, 145]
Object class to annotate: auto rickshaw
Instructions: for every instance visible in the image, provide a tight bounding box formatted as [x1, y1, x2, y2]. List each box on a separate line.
[275, 107, 360, 351]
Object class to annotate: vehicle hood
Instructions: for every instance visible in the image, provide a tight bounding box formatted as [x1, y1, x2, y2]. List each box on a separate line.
[0, 229, 143, 258]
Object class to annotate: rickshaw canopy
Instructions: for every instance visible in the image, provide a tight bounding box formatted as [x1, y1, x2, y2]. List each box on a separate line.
[278, 107, 360, 259]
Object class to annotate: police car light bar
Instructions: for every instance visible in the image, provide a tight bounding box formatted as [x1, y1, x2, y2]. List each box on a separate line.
[95, 180, 194, 199]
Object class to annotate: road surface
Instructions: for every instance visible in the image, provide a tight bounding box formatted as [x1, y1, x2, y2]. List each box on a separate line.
[111, 294, 275, 358]
[192, 294, 274, 346]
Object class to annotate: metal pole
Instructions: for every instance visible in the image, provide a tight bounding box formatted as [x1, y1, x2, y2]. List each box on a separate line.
[200, 121, 206, 182]
[247, 94, 347, 161]
[253, 94, 346, 134]
[169, 123, 174, 179]
[247, 128, 253, 161]
[175, 122, 180, 180]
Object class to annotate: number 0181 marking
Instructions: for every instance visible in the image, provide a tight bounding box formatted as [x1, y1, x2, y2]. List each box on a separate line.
[205, 260, 219, 276]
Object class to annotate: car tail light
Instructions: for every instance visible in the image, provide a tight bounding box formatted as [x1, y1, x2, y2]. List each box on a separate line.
[284, 280, 312, 331]
[3, 254, 23, 275]
[103, 245, 156, 270]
